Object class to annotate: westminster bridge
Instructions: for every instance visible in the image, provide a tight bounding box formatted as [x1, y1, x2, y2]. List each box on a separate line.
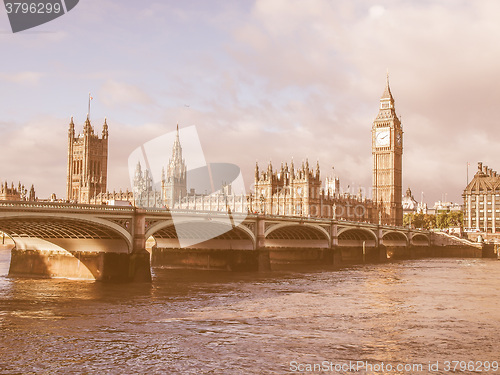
[0, 201, 483, 282]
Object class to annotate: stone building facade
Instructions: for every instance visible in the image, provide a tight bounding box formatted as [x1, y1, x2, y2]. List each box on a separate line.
[0, 182, 36, 201]
[251, 160, 374, 221]
[402, 187, 418, 214]
[66, 116, 108, 204]
[463, 162, 500, 236]
[132, 162, 163, 208]
[130, 125, 187, 209]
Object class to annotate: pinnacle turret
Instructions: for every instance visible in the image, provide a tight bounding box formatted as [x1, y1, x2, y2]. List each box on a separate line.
[68, 116, 75, 137]
[102, 117, 108, 139]
[84, 114, 93, 135]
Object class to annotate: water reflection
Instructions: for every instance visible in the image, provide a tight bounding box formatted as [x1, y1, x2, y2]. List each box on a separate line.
[1, 259, 500, 374]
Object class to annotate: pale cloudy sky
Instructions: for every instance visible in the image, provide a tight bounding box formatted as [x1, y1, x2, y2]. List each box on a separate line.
[1, 0, 499, 205]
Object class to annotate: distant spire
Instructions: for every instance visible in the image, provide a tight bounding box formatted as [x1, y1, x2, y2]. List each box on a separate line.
[167, 123, 185, 181]
[102, 117, 108, 139]
[381, 70, 393, 101]
[68, 116, 75, 137]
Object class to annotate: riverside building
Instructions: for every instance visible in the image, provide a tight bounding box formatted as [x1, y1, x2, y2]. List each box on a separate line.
[463, 162, 500, 239]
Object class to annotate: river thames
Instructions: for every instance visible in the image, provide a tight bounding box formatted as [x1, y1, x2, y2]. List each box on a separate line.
[1, 250, 499, 374]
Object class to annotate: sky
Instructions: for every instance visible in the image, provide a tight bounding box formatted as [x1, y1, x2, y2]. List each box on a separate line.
[1, 0, 500, 205]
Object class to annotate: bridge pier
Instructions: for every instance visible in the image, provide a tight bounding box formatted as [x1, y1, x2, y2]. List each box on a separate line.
[152, 247, 263, 271]
[8, 247, 151, 282]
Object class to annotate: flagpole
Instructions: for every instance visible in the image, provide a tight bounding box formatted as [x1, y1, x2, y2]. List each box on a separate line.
[88, 93, 91, 118]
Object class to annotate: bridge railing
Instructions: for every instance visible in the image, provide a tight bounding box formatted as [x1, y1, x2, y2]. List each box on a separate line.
[433, 231, 480, 247]
[0, 200, 135, 212]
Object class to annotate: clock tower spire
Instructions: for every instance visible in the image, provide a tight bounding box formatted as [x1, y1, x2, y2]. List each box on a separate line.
[372, 74, 403, 226]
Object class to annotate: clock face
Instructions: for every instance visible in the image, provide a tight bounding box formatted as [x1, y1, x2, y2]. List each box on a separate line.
[375, 128, 390, 147]
[396, 132, 402, 146]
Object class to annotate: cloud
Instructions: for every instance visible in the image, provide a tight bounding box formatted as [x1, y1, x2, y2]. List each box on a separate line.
[369, 5, 386, 18]
[3, 1, 500, 206]
[214, 0, 500, 203]
[0, 72, 43, 85]
[99, 80, 154, 108]
[0, 116, 67, 199]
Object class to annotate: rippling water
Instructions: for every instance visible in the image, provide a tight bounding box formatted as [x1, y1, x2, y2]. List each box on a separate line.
[1, 249, 500, 374]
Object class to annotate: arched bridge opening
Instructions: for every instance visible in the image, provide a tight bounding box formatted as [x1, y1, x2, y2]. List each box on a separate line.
[0, 216, 133, 281]
[149, 221, 255, 250]
[0, 217, 130, 253]
[337, 228, 377, 247]
[0, 231, 15, 277]
[265, 224, 329, 248]
[411, 233, 430, 246]
[148, 220, 257, 271]
[381, 231, 408, 247]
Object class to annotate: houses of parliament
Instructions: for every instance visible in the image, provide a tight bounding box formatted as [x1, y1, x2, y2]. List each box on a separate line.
[63, 77, 404, 226]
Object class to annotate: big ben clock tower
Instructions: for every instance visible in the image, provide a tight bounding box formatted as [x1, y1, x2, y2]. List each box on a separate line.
[372, 74, 403, 226]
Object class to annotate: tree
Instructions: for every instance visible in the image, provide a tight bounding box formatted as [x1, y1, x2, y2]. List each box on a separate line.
[448, 211, 463, 227]
[404, 210, 463, 230]
[403, 213, 414, 227]
[436, 212, 449, 229]
[423, 214, 436, 229]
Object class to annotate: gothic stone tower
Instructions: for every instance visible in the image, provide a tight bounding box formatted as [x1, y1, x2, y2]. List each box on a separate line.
[372, 75, 403, 226]
[254, 159, 322, 216]
[161, 125, 187, 208]
[67, 116, 108, 203]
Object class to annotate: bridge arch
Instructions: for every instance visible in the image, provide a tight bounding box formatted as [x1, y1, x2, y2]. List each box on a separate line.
[0, 212, 133, 253]
[381, 231, 408, 246]
[265, 223, 330, 248]
[337, 227, 377, 247]
[410, 233, 430, 246]
[146, 218, 256, 250]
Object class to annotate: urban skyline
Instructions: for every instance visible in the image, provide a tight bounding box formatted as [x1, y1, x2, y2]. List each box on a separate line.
[2, 1, 500, 204]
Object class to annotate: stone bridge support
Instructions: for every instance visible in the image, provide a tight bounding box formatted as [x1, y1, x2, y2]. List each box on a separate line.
[129, 210, 152, 282]
[255, 217, 271, 271]
[0, 206, 151, 282]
